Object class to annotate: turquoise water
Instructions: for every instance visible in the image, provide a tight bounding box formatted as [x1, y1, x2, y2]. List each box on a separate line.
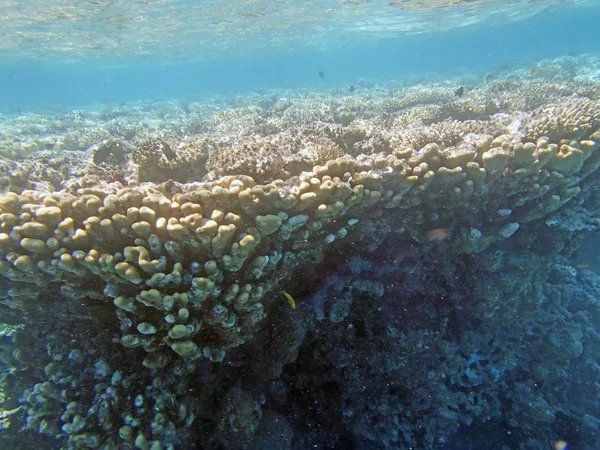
[1, 1, 600, 449]
[1, 1, 599, 112]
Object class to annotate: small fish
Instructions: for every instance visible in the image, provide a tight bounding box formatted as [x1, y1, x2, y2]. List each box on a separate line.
[528, 67, 537, 76]
[282, 290, 296, 310]
[454, 86, 464, 97]
[425, 228, 451, 241]
[576, 263, 591, 269]
[318, 71, 325, 78]
[348, 85, 355, 93]
[358, 80, 364, 86]
[162, 142, 176, 161]
[483, 72, 495, 83]
[554, 440, 569, 450]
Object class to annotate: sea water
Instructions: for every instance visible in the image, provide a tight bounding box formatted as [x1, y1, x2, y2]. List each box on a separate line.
[1, 0, 599, 112]
[1, 1, 600, 449]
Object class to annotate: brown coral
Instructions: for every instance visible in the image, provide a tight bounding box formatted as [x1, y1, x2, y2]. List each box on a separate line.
[1, 80, 599, 369]
[206, 139, 285, 182]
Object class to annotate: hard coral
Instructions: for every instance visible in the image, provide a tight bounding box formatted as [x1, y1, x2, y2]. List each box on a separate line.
[1, 77, 600, 449]
[206, 139, 285, 182]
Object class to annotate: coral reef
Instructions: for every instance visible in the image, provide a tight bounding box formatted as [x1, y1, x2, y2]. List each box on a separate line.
[1, 74, 600, 449]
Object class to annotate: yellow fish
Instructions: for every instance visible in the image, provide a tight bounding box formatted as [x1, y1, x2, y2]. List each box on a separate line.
[282, 291, 296, 310]
[576, 264, 591, 269]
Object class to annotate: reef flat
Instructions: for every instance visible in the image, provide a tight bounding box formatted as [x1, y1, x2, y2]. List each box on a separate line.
[1, 61, 600, 449]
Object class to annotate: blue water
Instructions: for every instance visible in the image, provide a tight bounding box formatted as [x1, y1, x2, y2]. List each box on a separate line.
[1, 2, 599, 113]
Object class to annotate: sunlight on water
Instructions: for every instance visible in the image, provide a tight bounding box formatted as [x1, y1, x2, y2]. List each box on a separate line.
[0, 0, 595, 61]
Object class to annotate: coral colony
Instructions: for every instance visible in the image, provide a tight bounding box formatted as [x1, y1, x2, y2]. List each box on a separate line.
[1, 71, 600, 448]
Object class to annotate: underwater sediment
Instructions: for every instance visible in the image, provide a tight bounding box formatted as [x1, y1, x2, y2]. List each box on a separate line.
[1, 69, 600, 449]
